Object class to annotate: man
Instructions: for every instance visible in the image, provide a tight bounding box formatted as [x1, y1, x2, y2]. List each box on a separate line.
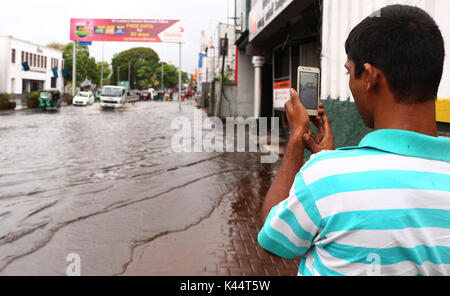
[258, 4, 450, 276]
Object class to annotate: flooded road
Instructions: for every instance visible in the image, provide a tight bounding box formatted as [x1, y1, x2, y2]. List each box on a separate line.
[0, 101, 275, 275]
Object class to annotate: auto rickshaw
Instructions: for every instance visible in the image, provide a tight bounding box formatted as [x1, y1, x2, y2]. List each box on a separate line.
[39, 90, 62, 111]
[95, 89, 101, 103]
[154, 91, 164, 101]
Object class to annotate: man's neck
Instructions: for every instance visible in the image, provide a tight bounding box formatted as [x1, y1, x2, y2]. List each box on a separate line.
[373, 99, 438, 137]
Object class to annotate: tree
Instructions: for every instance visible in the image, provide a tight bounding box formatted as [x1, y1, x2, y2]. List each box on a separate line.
[154, 63, 189, 89]
[63, 42, 99, 86]
[111, 47, 160, 89]
[46, 42, 65, 51]
[97, 61, 112, 86]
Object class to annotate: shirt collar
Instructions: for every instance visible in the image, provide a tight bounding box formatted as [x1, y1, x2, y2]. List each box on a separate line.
[341, 129, 450, 162]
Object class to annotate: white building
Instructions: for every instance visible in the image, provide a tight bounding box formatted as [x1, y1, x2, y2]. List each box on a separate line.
[233, 0, 450, 141]
[199, 23, 237, 85]
[0, 36, 64, 95]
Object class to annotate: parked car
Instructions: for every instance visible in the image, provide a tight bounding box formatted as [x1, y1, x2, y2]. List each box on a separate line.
[140, 91, 151, 101]
[73, 91, 95, 106]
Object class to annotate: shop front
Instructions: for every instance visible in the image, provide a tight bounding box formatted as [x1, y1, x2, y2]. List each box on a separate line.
[248, 0, 322, 138]
[22, 79, 45, 93]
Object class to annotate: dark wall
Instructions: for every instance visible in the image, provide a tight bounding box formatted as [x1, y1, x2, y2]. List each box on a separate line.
[304, 98, 372, 162]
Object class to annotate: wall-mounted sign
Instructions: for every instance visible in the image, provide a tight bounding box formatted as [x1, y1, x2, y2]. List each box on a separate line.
[70, 19, 184, 43]
[78, 41, 92, 46]
[273, 80, 291, 109]
[249, 0, 294, 41]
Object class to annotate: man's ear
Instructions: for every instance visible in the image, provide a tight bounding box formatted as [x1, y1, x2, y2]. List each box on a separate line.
[363, 63, 382, 91]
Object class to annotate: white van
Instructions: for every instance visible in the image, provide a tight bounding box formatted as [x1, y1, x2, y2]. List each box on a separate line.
[100, 86, 127, 108]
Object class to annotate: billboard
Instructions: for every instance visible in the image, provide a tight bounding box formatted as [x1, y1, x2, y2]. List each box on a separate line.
[70, 19, 184, 43]
[249, 0, 294, 41]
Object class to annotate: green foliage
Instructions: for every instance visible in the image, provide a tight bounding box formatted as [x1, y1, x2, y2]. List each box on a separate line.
[97, 61, 112, 86]
[62, 44, 189, 90]
[26, 91, 40, 101]
[111, 47, 160, 89]
[214, 73, 232, 83]
[0, 93, 13, 103]
[46, 42, 65, 51]
[154, 63, 189, 89]
[63, 43, 100, 86]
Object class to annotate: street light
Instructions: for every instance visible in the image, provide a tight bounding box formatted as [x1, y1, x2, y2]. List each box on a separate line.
[161, 61, 164, 91]
[128, 60, 131, 88]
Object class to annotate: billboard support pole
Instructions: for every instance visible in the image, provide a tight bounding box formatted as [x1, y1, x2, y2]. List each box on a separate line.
[179, 42, 182, 111]
[72, 41, 76, 96]
[100, 41, 104, 89]
[161, 61, 164, 91]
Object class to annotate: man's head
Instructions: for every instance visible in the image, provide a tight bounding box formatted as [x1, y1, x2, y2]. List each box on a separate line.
[345, 4, 445, 128]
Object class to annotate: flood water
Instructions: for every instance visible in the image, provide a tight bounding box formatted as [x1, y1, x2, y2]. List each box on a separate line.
[0, 101, 274, 275]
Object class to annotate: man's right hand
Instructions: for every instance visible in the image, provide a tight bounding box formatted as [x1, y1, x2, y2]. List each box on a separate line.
[303, 103, 335, 154]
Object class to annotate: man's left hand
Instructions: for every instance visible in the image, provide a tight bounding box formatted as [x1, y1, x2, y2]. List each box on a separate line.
[284, 89, 311, 143]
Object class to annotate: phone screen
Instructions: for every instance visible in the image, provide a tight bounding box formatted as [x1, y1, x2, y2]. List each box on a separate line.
[299, 71, 319, 110]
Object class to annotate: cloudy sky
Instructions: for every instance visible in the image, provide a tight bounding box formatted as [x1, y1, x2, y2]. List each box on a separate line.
[0, 0, 234, 73]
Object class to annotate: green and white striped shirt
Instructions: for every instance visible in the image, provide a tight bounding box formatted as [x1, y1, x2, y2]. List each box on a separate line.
[258, 129, 450, 276]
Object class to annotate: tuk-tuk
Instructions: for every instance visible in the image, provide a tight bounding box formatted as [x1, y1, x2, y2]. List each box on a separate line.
[95, 89, 101, 103]
[154, 91, 164, 101]
[39, 90, 62, 111]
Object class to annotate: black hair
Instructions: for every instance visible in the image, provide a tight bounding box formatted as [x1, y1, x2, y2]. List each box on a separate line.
[345, 4, 445, 103]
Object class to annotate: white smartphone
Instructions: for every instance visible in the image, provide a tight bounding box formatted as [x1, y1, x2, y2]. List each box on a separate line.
[297, 66, 321, 116]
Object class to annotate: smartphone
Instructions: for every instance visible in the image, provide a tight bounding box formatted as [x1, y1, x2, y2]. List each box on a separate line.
[297, 66, 320, 116]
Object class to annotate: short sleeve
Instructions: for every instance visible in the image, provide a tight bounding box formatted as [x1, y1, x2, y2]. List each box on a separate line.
[258, 173, 322, 259]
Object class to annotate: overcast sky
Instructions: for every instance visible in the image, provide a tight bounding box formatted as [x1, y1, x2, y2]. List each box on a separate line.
[0, 0, 235, 74]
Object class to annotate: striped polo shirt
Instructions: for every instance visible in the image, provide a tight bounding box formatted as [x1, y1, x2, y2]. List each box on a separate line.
[258, 129, 450, 276]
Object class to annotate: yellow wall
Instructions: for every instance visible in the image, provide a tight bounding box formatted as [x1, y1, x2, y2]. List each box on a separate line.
[437, 98, 450, 123]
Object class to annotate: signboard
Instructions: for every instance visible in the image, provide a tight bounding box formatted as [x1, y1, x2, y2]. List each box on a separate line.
[249, 0, 294, 41]
[78, 41, 92, 46]
[118, 81, 130, 89]
[273, 80, 291, 109]
[70, 19, 184, 43]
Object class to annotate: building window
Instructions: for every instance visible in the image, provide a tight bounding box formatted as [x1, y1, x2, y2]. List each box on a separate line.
[21, 51, 24, 63]
[51, 77, 57, 88]
[12, 49, 16, 63]
[25, 52, 29, 63]
[51, 58, 59, 70]
[45, 57, 47, 69]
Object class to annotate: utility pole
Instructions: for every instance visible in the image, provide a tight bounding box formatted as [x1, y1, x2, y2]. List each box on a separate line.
[215, 33, 228, 117]
[161, 61, 164, 90]
[128, 60, 131, 89]
[117, 66, 120, 85]
[100, 41, 104, 88]
[72, 41, 76, 96]
[178, 42, 182, 111]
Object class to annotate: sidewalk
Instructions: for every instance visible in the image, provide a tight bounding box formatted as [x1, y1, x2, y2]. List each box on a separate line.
[122, 155, 300, 276]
